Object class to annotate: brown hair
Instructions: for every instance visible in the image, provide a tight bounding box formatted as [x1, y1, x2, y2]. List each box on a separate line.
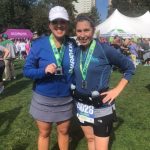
[75, 14, 95, 29]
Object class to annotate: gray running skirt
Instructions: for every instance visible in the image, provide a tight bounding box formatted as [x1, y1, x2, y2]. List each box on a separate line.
[29, 91, 74, 122]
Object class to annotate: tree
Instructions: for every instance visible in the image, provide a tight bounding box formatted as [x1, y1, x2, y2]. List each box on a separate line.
[0, 0, 78, 35]
[30, 1, 50, 35]
[109, 0, 150, 17]
[78, 6, 101, 27]
[0, 0, 37, 31]
[89, 6, 101, 26]
[30, 0, 77, 35]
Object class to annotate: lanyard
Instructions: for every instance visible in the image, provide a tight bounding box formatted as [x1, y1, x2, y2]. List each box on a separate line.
[80, 40, 96, 80]
[49, 34, 65, 67]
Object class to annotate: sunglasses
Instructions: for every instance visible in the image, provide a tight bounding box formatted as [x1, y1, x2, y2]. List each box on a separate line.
[51, 19, 68, 25]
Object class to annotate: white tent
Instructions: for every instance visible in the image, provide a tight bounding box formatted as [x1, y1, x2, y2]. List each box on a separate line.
[101, 29, 134, 38]
[95, 9, 150, 38]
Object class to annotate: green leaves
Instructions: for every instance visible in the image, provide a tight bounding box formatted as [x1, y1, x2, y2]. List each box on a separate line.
[0, 0, 77, 35]
[110, 0, 150, 17]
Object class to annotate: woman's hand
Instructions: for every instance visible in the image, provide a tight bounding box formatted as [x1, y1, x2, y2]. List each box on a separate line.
[101, 78, 129, 104]
[100, 88, 121, 104]
[45, 63, 57, 74]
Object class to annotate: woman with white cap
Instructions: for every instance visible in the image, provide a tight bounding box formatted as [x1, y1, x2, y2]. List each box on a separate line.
[23, 6, 76, 150]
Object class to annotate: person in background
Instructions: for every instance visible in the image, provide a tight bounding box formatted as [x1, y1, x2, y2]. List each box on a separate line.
[32, 31, 39, 40]
[72, 14, 135, 150]
[111, 35, 122, 53]
[15, 39, 21, 59]
[0, 34, 16, 81]
[128, 39, 138, 68]
[23, 6, 76, 150]
[141, 38, 150, 66]
[19, 39, 26, 59]
[99, 37, 107, 43]
[120, 38, 131, 56]
[25, 39, 31, 55]
[0, 39, 9, 93]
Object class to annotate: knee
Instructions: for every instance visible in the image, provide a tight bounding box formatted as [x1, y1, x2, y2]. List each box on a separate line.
[39, 130, 50, 139]
[57, 127, 69, 136]
[85, 134, 95, 143]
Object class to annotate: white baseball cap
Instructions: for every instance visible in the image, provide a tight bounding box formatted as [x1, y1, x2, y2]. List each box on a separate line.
[49, 6, 69, 21]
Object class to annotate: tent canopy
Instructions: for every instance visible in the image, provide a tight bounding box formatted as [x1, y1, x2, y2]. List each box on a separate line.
[101, 28, 135, 37]
[96, 9, 150, 38]
[4, 29, 33, 39]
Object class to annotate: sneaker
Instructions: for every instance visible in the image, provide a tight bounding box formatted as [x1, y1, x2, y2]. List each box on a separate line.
[0, 86, 4, 94]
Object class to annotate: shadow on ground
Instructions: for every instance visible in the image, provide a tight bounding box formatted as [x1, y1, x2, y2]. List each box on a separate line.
[51, 117, 84, 150]
[12, 142, 29, 150]
[0, 107, 22, 136]
[0, 73, 32, 100]
[109, 117, 124, 150]
[145, 84, 150, 91]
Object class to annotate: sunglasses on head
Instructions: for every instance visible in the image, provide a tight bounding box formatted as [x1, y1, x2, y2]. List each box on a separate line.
[51, 19, 67, 25]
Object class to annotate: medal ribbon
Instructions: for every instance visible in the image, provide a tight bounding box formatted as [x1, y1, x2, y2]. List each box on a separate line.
[80, 40, 96, 80]
[49, 34, 65, 67]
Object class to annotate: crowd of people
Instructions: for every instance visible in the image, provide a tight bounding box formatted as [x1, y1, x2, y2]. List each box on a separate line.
[14, 39, 31, 59]
[0, 32, 33, 93]
[99, 35, 150, 67]
[0, 5, 149, 150]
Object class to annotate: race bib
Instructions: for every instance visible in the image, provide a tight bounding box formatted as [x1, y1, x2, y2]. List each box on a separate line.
[76, 102, 94, 124]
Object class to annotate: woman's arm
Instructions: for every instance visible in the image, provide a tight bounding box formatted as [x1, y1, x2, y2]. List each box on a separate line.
[100, 43, 135, 104]
[101, 78, 128, 104]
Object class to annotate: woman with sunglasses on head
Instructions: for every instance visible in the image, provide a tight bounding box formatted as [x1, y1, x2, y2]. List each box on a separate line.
[23, 6, 76, 150]
[72, 14, 135, 150]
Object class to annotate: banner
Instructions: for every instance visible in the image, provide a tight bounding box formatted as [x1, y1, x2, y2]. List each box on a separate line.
[4, 29, 33, 39]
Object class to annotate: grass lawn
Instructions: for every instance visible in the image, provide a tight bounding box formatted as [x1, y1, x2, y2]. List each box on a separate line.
[0, 60, 150, 150]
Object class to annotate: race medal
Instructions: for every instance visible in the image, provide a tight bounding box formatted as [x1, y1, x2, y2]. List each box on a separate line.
[76, 102, 94, 124]
[82, 80, 87, 89]
[49, 34, 65, 75]
[80, 40, 96, 88]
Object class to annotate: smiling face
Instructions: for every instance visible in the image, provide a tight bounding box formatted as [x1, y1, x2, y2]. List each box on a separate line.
[76, 20, 95, 48]
[49, 19, 68, 40]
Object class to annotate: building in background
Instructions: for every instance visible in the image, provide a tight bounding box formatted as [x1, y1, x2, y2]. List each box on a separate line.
[73, 0, 96, 15]
[108, 0, 112, 6]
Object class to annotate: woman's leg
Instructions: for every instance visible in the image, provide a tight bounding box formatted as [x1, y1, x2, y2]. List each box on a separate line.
[56, 120, 70, 150]
[93, 115, 113, 150]
[95, 136, 109, 150]
[36, 120, 52, 150]
[81, 125, 95, 150]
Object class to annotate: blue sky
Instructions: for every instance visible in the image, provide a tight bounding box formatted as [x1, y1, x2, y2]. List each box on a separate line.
[96, 0, 109, 21]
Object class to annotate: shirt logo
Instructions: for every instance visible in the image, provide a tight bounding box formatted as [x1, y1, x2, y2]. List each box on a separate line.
[68, 42, 75, 74]
[97, 119, 103, 123]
